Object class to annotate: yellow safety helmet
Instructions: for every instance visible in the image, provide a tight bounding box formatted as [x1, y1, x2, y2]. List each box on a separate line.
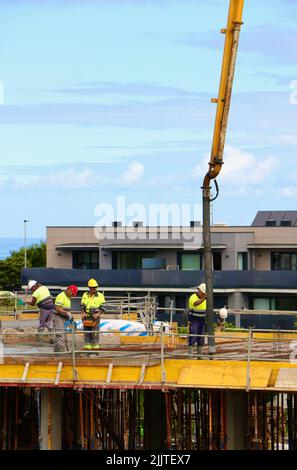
[87, 278, 99, 288]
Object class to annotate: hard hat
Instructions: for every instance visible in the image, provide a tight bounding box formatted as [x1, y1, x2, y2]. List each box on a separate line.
[27, 280, 37, 290]
[219, 307, 228, 319]
[197, 283, 206, 294]
[67, 285, 78, 296]
[87, 279, 98, 288]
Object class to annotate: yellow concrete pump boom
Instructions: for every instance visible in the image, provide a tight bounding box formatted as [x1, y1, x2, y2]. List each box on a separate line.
[204, 0, 244, 190]
[202, 0, 244, 355]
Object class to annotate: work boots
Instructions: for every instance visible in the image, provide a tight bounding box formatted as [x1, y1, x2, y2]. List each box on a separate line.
[53, 346, 66, 353]
[188, 346, 194, 356]
[197, 345, 202, 359]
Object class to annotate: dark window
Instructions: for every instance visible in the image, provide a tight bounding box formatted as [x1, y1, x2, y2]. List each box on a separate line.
[253, 296, 297, 311]
[116, 252, 155, 269]
[265, 220, 276, 226]
[213, 252, 222, 270]
[280, 220, 292, 227]
[271, 252, 297, 271]
[73, 251, 99, 269]
[237, 252, 248, 270]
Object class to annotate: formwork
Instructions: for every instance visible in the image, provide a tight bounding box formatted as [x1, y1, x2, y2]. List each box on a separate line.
[1, 319, 297, 450]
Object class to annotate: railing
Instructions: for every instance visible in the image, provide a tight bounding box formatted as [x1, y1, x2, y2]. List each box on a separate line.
[1, 321, 297, 388]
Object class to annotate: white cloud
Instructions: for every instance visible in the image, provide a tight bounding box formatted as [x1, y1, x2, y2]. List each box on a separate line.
[0, 168, 103, 190]
[281, 187, 297, 197]
[119, 161, 144, 186]
[193, 145, 278, 187]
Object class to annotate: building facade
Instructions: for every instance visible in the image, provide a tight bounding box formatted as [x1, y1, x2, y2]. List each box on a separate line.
[22, 211, 297, 328]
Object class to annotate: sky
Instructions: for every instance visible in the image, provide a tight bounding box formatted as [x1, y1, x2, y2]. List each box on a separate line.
[0, 0, 296, 237]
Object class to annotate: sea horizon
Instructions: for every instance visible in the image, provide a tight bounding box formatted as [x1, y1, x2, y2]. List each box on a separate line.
[0, 237, 45, 260]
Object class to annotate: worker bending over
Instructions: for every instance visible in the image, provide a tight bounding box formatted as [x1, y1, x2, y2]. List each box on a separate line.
[54, 285, 78, 353]
[81, 279, 106, 350]
[188, 283, 207, 358]
[26, 280, 55, 337]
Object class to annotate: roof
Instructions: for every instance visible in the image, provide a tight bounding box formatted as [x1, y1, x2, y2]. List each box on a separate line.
[251, 211, 297, 227]
[55, 240, 227, 251]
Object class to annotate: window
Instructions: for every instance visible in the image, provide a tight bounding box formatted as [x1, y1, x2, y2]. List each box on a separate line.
[116, 252, 155, 269]
[237, 252, 248, 270]
[142, 258, 166, 269]
[73, 251, 99, 269]
[213, 252, 222, 270]
[280, 220, 292, 227]
[253, 298, 276, 310]
[265, 220, 276, 226]
[253, 297, 297, 311]
[181, 253, 202, 270]
[271, 252, 297, 270]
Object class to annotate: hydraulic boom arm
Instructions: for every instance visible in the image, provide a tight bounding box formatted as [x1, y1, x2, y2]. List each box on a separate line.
[202, 0, 244, 355]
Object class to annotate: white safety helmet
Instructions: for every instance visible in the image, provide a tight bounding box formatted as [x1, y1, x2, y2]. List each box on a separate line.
[197, 283, 206, 294]
[27, 280, 37, 290]
[219, 307, 228, 319]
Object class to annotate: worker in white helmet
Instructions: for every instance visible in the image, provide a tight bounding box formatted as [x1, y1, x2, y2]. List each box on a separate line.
[25, 280, 54, 336]
[188, 283, 207, 358]
[217, 306, 228, 331]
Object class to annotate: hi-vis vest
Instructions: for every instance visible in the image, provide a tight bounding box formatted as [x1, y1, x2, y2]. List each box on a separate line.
[188, 293, 206, 317]
[32, 285, 54, 310]
[81, 292, 105, 317]
[55, 291, 71, 311]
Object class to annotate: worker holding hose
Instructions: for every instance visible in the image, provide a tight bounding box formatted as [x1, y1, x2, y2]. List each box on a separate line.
[188, 283, 207, 359]
[80, 279, 106, 350]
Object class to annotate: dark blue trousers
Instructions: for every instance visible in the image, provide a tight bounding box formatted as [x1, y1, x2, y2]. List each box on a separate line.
[189, 316, 206, 346]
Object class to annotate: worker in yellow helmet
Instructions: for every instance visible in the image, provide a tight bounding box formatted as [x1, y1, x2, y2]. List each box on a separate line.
[80, 279, 106, 350]
[188, 283, 207, 359]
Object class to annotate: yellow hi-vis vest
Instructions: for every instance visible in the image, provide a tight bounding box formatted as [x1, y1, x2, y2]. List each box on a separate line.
[188, 293, 206, 317]
[32, 285, 54, 309]
[55, 291, 71, 311]
[81, 291, 105, 317]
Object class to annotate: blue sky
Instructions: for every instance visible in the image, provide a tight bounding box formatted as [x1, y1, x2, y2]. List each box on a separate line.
[0, 0, 296, 237]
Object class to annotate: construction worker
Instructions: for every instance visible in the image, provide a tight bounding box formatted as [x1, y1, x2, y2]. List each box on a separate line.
[188, 283, 207, 358]
[25, 280, 55, 337]
[217, 306, 228, 332]
[53, 285, 78, 353]
[81, 279, 106, 350]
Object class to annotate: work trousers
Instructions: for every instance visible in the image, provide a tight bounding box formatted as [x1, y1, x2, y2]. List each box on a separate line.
[188, 316, 206, 347]
[53, 314, 67, 352]
[39, 308, 54, 331]
[84, 319, 100, 345]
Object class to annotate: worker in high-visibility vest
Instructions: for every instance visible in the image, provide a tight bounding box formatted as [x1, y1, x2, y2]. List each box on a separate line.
[26, 280, 55, 337]
[188, 283, 207, 358]
[80, 279, 106, 350]
[54, 285, 78, 353]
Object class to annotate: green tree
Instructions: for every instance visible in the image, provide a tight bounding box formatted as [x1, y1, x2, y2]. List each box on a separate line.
[0, 241, 46, 291]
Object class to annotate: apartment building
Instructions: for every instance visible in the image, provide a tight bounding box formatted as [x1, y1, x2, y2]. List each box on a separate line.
[22, 211, 297, 328]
